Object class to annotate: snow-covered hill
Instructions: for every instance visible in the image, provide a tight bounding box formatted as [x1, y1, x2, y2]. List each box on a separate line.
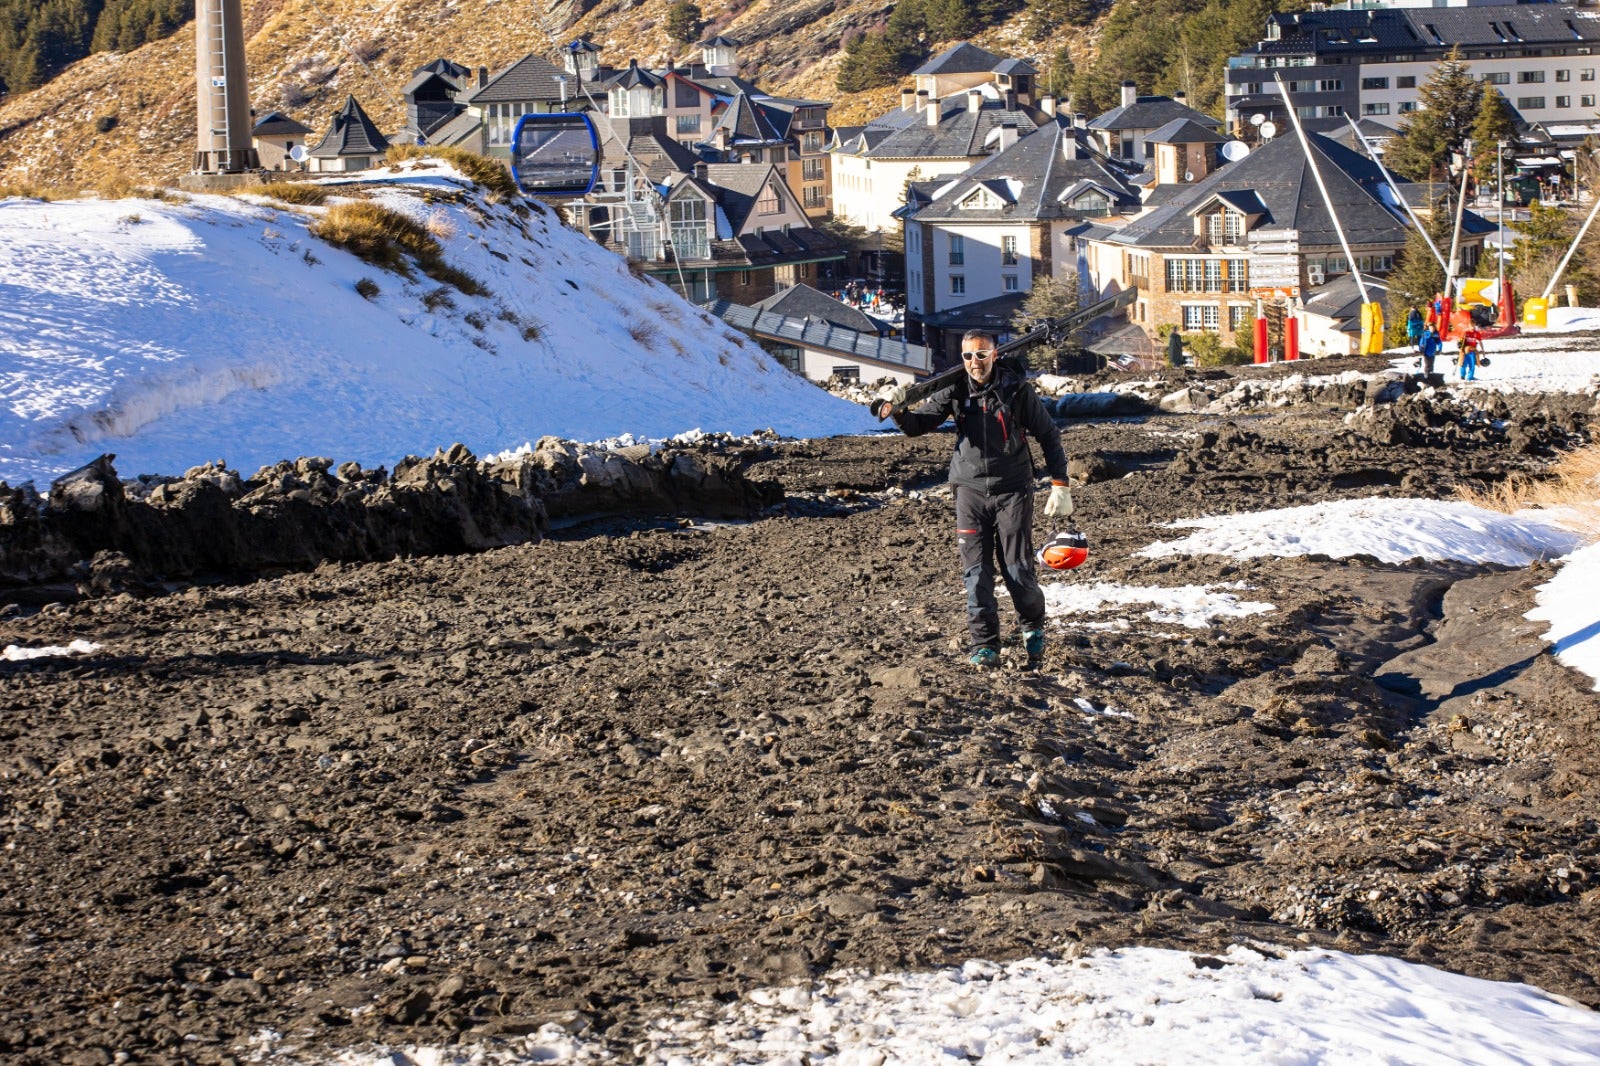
[0, 161, 878, 486]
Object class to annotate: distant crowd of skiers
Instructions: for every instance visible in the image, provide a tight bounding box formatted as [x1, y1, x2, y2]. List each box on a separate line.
[837, 281, 901, 316]
[1404, 301, 1485, 382]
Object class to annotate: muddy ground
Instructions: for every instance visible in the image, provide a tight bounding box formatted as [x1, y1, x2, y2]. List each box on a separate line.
[3, 359, 1600, 1064]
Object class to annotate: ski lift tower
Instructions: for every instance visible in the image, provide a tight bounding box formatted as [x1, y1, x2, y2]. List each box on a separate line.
[193, 0, 258, 174]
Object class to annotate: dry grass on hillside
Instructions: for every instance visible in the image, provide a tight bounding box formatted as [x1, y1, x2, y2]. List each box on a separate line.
[310, 198, 487, 296]
[386, 144, 518, 201]
[1458, 441, 1600, 539]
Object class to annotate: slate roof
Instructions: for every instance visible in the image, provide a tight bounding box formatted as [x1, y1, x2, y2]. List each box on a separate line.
[467, 53, 571, 105]
[309, 96, 388, 158]
[1252, 6, 1600, 59]
[706, 300, 930, 371]
[715, 92, 787, 145]
[700, 162, 790, 230]
[1104, 130, 1414, 250]
[911, 123, 1141, 223]
[253, 110, 312, 138]
[918, 291, 1029, 332]
[860, 94, 1041, 160]
[753, 283, 884, 334]
[992, 57, 1038, 77]
[1088, 96, 1221, 134]
[1302, 273, 1392, 333]
[912, 42, 1007, 77]
[599, 117, 700, 181]
[1147, 118, 1227, 145]
[698, 35, 743, 48]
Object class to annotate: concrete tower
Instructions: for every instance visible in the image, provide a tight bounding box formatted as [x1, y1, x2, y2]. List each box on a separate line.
[193, 0, 258, 172]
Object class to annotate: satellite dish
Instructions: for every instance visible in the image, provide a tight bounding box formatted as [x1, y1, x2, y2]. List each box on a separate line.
[1260, 121, 1278, 140]
[1220, 140, 1250, 162]
[288, 145, 306, 162]
[1184, 170, 1195, 182]
[1251, 113, 1266, 127]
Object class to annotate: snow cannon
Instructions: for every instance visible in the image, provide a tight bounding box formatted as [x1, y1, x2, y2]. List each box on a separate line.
[1039, 529, 1089, 571]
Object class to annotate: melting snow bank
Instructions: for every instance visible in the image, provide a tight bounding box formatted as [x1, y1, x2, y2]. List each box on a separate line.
[2, 638, 100, 661]
[1140, 497, 1585, 567]
[1527, 539, 1600, 692]
[1041, 579, 1274, 630]
[246, 945, 1600, 1065]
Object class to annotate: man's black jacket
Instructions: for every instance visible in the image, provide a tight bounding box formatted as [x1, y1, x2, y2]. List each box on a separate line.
[891, 365, 1068, 495]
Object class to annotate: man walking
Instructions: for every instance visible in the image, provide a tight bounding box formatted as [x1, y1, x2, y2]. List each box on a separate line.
[877, 331, 1073, 667]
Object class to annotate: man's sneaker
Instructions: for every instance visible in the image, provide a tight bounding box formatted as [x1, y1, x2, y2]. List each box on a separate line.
[1023, 629, 1046, 662]
[969, 647, 1001, 668]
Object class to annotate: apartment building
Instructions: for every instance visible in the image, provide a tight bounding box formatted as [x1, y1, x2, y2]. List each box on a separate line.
[1225, 3, 1600, 135]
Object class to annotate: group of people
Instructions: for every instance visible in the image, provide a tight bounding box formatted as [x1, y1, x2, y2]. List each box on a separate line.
[838, 281, 899, 316]
[1404, 306, 1485, 382]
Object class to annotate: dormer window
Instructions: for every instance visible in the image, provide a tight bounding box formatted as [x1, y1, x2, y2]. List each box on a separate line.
[1206, 209, 1246, 245]
[610, 83, 664, 118]
[960, 187, 1005, 210]
[1068, 189, 1110, 216]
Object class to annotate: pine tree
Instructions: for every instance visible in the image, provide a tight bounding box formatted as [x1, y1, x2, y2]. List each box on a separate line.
[1384, 196, 1451, 342]
[1011, 272, 1081, 372]
[1384, 48, 1479, 181]
[664, 0, 702, 45]
[1469, 82, 1517, 184]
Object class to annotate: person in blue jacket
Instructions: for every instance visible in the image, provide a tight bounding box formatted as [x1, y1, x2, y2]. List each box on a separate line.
[1419, 327, 1442, 378]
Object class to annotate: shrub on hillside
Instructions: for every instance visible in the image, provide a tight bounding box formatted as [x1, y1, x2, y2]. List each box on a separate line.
[387, 144, 518, 200]
[265, 183, 329, 206]
[311, 199, 490, 297]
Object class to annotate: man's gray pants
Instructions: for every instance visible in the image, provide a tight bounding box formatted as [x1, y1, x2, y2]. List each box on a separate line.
[955, 486, 1045, 651]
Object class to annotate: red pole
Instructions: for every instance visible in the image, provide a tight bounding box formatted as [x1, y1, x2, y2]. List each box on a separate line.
[1285, 311, 1299, 361]
[1254, 302, 1269, 363]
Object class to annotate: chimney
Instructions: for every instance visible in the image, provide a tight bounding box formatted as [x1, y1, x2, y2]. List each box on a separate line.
[915, 89, 929, 110]
[1175, 91, 1188, 106]
[927, 96, 941, 127]
[1073, 112, 1087, 129]
[1040, 94, 1056, 117]
[967, 89, 982, 113]
[1064, 131, 1083, 161]
[478, 65, 488, 89]
[901, 88, 915, 111]
[998, 121, 1018, 151]
[1004, 88, 1017, 111]
[694, 161, 709, 181]
[1121, 80, 1137, 108]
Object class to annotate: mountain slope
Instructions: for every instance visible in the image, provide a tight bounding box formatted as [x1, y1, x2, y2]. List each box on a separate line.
[0, 0, 1084, 188]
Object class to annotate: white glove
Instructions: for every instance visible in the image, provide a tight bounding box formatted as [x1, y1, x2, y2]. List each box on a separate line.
[1045, 480, 1074, 518]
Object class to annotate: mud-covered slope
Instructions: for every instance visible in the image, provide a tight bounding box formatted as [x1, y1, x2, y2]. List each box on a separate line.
[1, 372, 1598, 1064]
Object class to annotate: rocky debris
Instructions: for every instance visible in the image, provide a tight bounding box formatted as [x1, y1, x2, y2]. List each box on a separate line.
[0, 441, 780, 600]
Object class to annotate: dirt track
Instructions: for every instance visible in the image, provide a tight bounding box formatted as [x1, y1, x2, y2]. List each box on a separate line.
[3, 361, 1600, 1064]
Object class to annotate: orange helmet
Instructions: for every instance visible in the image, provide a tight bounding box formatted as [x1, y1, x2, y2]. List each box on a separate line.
[1039, 530, 1089, 571]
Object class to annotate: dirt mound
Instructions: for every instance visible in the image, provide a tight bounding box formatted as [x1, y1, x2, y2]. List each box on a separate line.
[1, 368, 1597, 1065]
[0, 440, 780, 601]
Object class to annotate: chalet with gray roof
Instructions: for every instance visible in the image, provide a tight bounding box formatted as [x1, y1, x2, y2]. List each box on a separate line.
[252, 110, 312, 171]
[1087, 83, 1222, 163]
[705, 296, 930, 384]
[402, 59, 472, 142]
[586, 162, 844, 305]
[832, 84, 1042, 232]
[1083, 129, 1490, 353]
[903, 121, 1141, 363]
[753, 282, 889, 336]
[462, 53, 582, 159]
[307, 96, 388, 173]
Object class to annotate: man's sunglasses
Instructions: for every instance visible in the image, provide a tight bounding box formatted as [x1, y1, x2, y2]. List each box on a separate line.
[963, 349, 996, 361]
